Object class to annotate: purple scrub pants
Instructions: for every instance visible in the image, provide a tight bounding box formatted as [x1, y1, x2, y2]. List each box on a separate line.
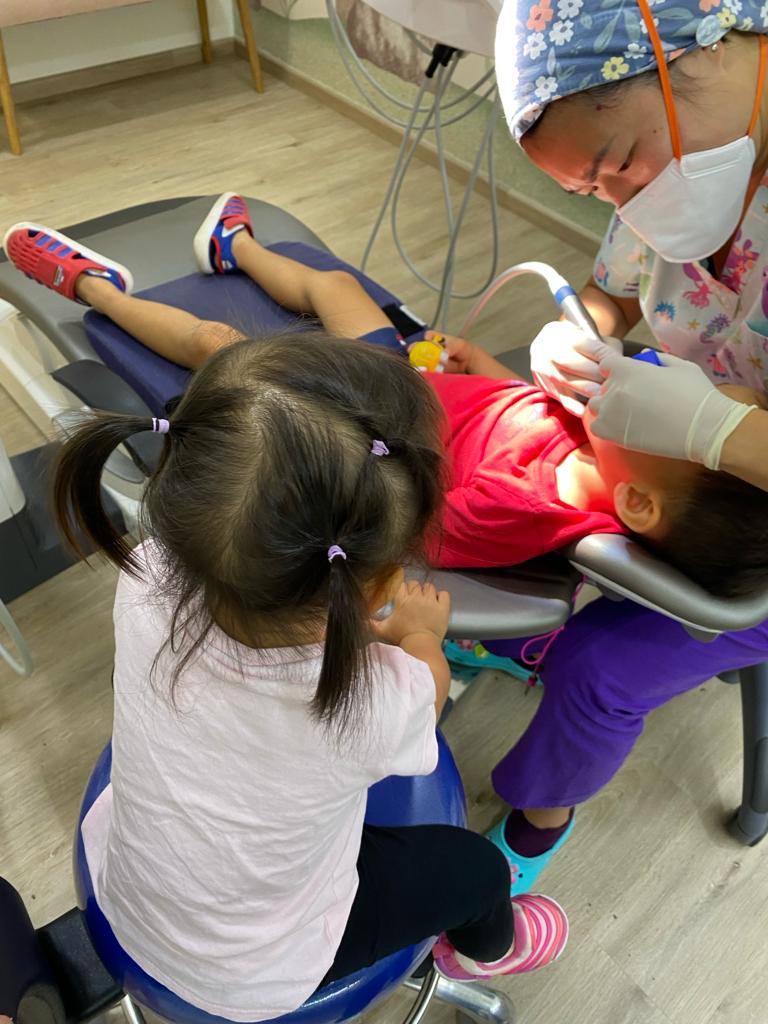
[486, 596, 768, 808]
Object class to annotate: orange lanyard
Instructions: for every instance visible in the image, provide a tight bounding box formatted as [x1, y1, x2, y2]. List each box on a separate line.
[635, 0, 767, 160]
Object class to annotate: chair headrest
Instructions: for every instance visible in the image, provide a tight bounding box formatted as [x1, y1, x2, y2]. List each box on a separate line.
[567, 534, 768, 635]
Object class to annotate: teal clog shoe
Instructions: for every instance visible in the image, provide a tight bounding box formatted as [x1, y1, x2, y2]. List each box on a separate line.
[443, 639, 538, 685]
[486, 813, 575, 895]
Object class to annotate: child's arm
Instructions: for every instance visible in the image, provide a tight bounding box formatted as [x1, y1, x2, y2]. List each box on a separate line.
[426, 331, 526, 380]
[373, 580, 451, 718]
[399, 632, 451, 719]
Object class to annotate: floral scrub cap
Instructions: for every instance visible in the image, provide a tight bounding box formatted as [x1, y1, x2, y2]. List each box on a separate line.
[495, 0, 768, 140]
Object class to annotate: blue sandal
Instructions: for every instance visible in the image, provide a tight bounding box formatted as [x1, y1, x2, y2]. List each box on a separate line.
[486, 813, 575, 896]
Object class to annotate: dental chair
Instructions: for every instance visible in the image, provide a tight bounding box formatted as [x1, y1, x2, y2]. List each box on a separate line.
[1, 195, 767, 847]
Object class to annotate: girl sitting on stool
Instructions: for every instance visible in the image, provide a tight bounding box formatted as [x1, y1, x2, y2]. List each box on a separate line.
[47, 334, 566, 1016]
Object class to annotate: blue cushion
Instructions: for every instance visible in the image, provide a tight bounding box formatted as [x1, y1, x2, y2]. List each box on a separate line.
[83, 242, 406, 416]
[74, 734, 466, 1024]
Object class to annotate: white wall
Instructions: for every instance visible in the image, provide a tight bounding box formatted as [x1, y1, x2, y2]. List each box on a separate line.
[4, 0, 235, 83]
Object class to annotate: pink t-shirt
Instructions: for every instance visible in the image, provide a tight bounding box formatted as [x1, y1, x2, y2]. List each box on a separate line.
[81, 542, 437, 1021]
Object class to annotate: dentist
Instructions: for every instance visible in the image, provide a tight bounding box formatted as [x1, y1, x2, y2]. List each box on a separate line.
[484, 0, 768, 892]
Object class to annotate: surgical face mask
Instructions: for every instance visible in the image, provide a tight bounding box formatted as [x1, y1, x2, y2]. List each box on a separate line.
[616, 22, 766, 264]
[617, 135, 756, 263]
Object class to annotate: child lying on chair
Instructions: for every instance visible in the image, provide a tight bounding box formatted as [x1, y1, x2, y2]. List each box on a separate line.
[5, 193, 768, 597]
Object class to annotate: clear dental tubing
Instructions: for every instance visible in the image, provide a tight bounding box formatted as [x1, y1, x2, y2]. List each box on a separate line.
[459, 261, 603, 343]
[326, 0, 500, 328]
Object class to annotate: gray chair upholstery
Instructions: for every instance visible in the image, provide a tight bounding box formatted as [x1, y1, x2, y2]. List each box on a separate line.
[1, 195, 766, 845]
[429, 558, 580, 640]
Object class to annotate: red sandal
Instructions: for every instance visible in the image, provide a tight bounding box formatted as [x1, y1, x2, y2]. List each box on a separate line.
[3, 222, 133, 304]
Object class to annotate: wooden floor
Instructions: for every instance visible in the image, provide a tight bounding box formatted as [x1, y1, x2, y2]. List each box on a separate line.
[0, 55, 764, 1024]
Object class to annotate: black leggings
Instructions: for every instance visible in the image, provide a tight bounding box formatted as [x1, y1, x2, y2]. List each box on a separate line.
[323, 824, 514, 984]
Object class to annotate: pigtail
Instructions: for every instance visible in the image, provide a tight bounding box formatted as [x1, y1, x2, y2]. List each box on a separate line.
[53, 413, 159, 575]
[313, 552, 371, 731]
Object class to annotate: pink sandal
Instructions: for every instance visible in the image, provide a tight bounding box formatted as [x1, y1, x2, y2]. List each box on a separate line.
[432, 893, 568, 980]
[2, 222, 133, 304]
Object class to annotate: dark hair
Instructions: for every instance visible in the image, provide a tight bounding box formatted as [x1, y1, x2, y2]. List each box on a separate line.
[54, 332, 446, 730]
[645, 467, 768, 597]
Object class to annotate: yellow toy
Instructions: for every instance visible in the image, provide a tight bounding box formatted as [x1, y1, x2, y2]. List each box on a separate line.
[408, 334, 449, 373]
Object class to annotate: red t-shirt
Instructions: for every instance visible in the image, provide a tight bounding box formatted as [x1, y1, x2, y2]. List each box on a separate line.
[426, 373, 624, 569]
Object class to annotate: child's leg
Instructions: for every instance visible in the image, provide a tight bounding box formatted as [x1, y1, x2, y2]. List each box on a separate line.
[3, 222, 243, 370]
[322, 824, 567, 986]
[77, 275, 244, 370]
[230, 232, 393, 340]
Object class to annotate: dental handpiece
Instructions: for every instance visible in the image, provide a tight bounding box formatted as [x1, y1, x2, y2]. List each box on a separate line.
[551, 283, 604, 346]
[459, 261, 606, 346]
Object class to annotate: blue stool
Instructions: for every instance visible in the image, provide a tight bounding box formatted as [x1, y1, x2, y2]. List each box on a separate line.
[65, 732, 513, 1024]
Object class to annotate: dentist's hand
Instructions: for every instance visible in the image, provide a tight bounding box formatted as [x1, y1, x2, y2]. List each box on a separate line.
[530, 321, 623, 416]
[588, 350, 758, 469]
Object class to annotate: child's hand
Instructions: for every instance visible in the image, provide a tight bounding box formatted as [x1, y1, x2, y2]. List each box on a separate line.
[424, 331, 475, 374]
[373, 580, 451, 646]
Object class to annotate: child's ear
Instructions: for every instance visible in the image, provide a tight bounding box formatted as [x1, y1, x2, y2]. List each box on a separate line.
[612, 480, 664, 535]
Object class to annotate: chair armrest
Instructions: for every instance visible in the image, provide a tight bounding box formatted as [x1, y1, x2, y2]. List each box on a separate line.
[417, 557, 581, 641]
[51, 360, 162, 476]
[566, 533, 768, 636]
[52, 359, 152, 417]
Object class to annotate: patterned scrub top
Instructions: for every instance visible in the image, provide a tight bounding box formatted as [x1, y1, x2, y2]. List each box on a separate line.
[594, 175, 768, 397]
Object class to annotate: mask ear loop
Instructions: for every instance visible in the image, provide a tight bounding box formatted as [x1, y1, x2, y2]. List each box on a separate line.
[639, 1, 767, 158]
[636, 0, 682, 160]
[748, 36, 767, 139]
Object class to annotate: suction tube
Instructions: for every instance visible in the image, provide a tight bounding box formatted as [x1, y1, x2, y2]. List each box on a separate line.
[459, 261, 603, 344]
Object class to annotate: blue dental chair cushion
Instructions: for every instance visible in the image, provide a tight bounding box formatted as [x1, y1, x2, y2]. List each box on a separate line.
[74, 732, 466, 1024]
[83, 242, 414, 415]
